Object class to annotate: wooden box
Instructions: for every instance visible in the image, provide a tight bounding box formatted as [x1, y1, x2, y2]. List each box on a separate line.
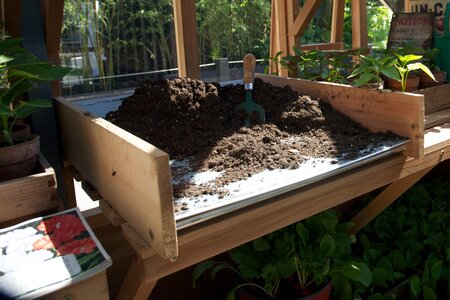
[415, 83, 450, 128]
[0, 155, 58, 224]
[54, 74, 426, 260]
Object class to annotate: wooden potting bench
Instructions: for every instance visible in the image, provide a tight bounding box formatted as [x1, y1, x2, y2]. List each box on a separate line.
[56, 75, 450, 300]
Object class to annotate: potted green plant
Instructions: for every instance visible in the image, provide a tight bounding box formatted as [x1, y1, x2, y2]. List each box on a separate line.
[347, 54, 398, 90]
[386, 52, 436, 92]
[417, 48, 447, 89]
[193, 210, 371, 300]
[0, 37, 71, 181]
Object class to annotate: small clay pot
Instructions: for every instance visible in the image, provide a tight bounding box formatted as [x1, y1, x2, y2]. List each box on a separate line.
[0, 135, 40, 181]
[419, 70, 447, 89]
[388, 75, 420, 92]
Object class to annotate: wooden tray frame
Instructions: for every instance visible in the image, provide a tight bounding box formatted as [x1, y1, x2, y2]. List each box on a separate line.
[55, 75, 426, 260]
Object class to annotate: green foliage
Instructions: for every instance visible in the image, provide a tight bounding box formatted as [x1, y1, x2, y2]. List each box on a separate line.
[0, 38, 71, 146]
[197, 0, 271, 62]
[348, 53, 397, 88]
[193, 210, 371, 300]
[390, 52, 436, 92]
[354, 177, 450, 299]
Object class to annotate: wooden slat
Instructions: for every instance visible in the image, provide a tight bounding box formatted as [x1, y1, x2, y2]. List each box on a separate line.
[351, 0, 368, 48]
[139, 140, 450, 283]
[331, 0, 345, 43]
[349, 166, 433, 234]
[415, 83, 450, 114]
[425, 108, 450, 129]
[289, 0, 323, 37]
[42, 271, 109, 300]
[173, 0, 199, 79]
[286, 0, 299, 55]
[300, 42, 345, 51]
[54, 97, 178, 260]
[0, 155, 57, 223]
[273, 0, 289, 76]
[257, 74, 424, 158]
[99, 199, 126, 226]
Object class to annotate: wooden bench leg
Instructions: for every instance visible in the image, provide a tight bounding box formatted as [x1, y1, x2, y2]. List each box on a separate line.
[116, 257, 158, 300]
[349, 166, 434, 234]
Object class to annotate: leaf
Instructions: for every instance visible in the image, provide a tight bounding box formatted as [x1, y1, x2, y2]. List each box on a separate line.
[367, 294, 384, 300]
[341, 262, 372, 286]
[409, 275, 421, 299]
[423, 285, 437, 300]
[192, 260, 217, 287]
[16, 64, 72, 81]
[26, 98, 52, 108]
[0, 103, 13, 116]
[253, 237, 271, 251]
[296, 222, 309, 246]
[13, 104, 38, 120]
[389, 250, 406, 270]
[319, 234, 335, 257]
[430, 260, 443, 280]
[0, 54, 13, 65]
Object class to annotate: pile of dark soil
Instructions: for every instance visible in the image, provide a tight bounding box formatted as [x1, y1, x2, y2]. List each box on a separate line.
[106, 78, 401, 203]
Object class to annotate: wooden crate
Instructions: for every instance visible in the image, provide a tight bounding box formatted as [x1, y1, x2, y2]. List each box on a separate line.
[415, 83, 450, 128]
[54, 75, 425, 260]
[0, 155, 58, 223]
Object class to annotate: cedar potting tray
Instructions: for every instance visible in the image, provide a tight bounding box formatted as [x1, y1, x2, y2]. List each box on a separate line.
[55, 74, 425, 259]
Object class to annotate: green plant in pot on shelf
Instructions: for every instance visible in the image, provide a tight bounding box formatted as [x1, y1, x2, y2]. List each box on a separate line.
[0, 37, 71, 181]
[347, 53, 398, 90]
[417, 48, 447, 88]
[193, 210, 371, 300]
[386, 52, 436, 92]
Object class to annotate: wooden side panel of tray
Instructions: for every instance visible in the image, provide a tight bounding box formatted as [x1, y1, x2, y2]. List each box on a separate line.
[54, 97, 177, 260]
[0, 155, 58, 223]
[258, 74, 424, 158]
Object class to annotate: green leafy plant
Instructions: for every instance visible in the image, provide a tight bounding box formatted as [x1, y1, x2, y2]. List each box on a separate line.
[354, 177, 450, 299]
[0, 37, 71, 145]
[348, 54, 398, 89]
[388, 52, 436, 92]
[193, 210, 371, 300]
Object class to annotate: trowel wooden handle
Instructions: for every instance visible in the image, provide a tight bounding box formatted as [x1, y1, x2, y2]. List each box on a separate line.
[243, 53, 256, 85]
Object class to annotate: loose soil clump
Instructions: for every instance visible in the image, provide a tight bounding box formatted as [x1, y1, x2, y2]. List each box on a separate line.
[106, 78, 401, 205]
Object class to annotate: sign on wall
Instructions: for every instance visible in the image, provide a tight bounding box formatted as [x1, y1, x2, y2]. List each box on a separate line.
[387, 12, 434, 49]
[408, 0, 450, 34]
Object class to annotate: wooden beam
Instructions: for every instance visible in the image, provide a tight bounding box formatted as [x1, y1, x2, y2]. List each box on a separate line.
[41, 0, 64, 97]
[288, 0, 323, 37]
[173, 0, 200, 79]
[116, 258, 157, 300]
[351, 0, 368, 48]
[269, 0, 299, 76]
[349, 166, 433, 234]
[331, 0, 345, 43]
[2, 1, 21, 37]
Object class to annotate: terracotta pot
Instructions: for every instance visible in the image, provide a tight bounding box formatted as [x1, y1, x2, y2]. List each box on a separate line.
[419, 70, 447, 89]
[388, 75, 420, 92]
[236, 281, 332, 300]
[0, 135, 40, 181]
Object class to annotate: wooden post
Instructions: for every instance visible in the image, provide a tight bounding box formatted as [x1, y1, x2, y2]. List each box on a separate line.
[41, 0, 64, 97]
[331, 0, 345, 43]
[173, 0, 200, 79]
[269, 0, 301, 76]
[351, 0, 368, 49]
